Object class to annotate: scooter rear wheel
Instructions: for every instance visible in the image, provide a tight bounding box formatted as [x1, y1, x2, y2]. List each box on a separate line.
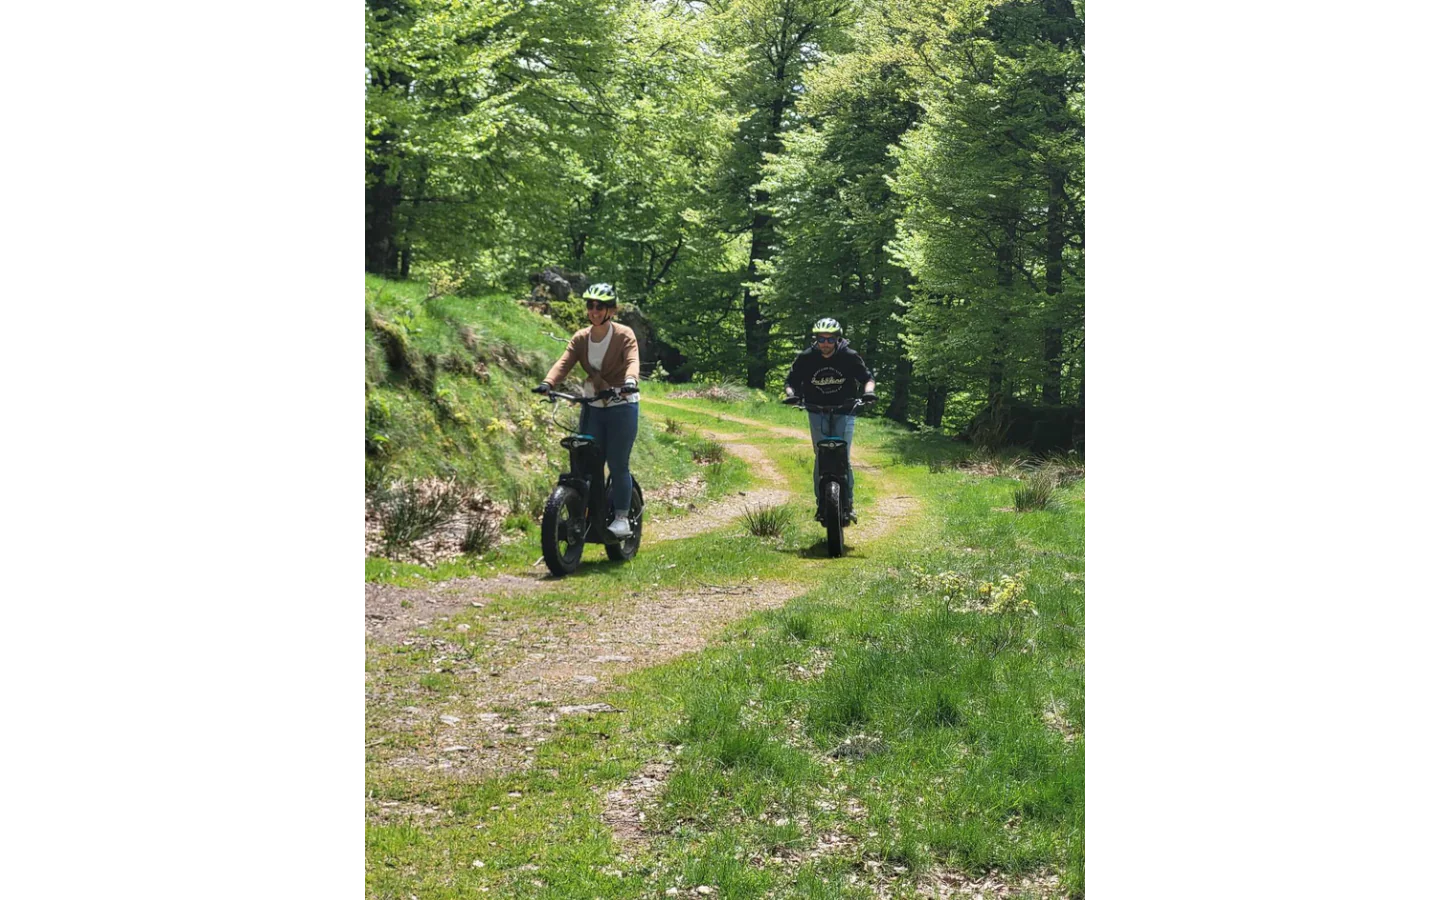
[823, 480, 844, 558]
[601, 480, 642, 558]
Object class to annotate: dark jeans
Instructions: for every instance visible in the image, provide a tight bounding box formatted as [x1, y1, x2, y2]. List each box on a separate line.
[806, 410, 855, 511]
[578, 401, 639, 512]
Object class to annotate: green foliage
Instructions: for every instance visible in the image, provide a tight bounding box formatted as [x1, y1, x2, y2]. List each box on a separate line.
[366, 0, 1084, 434]
[740, 503, 796, 538]
[1014, 469, 1060, 511]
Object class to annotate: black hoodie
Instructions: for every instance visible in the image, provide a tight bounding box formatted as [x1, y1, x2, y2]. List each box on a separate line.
[783, 338, 874, 406]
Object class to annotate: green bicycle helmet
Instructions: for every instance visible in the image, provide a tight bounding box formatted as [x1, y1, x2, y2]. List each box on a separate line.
[812, 317, 842, 335]
[582, 282, 618, 306]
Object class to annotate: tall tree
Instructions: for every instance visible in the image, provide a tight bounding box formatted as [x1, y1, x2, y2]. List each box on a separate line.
[888, 0, 1085, 431]
[760, 19, 921, 418]
[365, 0, 625, 284]
[709, 0, 858, 387]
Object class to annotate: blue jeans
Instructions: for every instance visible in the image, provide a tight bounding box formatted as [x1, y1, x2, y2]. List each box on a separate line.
[578, 401, 639, 513]
[807, 410, 855, 511]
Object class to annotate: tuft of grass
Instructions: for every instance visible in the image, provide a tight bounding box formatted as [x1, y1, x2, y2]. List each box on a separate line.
[691, 438, 728, 464]
[741, 503, 795, 538]
[991, 453, 1032, 479]
[1014, 469, 1060, 512]
[664, 416, 683, 434]
[1040, 450, 1085, 486]
[460, 515, 501, 554]
[778, 610, 814, 641]
[376, 480, 465, 552]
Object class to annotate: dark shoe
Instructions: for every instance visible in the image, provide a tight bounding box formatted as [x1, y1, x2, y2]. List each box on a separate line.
[844, 509, 857, 524]
[814, 508, 824, 523]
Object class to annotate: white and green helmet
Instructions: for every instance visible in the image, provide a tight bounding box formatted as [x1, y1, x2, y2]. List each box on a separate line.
[812, 317, 842, 335]
[583, 282, 618, 306]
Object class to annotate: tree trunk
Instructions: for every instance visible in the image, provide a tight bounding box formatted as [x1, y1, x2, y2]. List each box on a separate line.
[1042, 171, 1067, 406]
[743, 79, 794, 389]
[988, 221, 1018, 410]
[1077, 203, 1082, 449]
[924, 383, 947, 428]
[360, 157, 400, 275]
[886, 357, 914, 425]
[742, 200, 773, 389]
[1077, 308, 1082, 449]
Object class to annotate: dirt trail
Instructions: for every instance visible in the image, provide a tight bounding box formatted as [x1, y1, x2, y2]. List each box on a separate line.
[368, 398, 920, 783]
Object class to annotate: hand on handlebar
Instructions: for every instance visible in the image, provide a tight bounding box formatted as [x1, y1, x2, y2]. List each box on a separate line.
[598, 385, 638, 400]
[861, 392, 878, 405]
[532, 383, 551, 394]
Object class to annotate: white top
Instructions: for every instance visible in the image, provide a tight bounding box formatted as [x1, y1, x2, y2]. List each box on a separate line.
[580, 327, 638, 406]
[586, 327, 613, 371]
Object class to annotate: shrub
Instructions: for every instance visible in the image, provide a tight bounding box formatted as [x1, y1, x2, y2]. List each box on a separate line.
[742, 503, 795, 538]
[691, 438, 728, 464]
[460, 514, 501, 555]
[1014, 470, 1059, 512]
[664, 416, 683, 434]
[376, 479, 465, 553]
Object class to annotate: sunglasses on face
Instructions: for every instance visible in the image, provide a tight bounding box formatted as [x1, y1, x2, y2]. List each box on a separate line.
[815, 335, 838, 343]
[586, 301, 613, 310]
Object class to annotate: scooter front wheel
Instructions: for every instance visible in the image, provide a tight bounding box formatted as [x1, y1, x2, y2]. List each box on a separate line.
[541, 485, 586, 576]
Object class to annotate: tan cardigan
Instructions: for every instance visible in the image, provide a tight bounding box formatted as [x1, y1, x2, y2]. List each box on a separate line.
[543, 322, 641, 393]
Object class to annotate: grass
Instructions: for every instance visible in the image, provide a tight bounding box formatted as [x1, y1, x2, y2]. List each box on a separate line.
[460, 516, 501, 555]
[366, 386, 1084, 897]
[689, 438, 728, 464]
[642, 470, 1084, 895]
[740, 503, 796, 538]
[1014, 469, 1060, 511]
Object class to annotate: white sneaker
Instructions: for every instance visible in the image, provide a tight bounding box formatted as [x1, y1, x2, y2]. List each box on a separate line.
[608, 517, 633, 539]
